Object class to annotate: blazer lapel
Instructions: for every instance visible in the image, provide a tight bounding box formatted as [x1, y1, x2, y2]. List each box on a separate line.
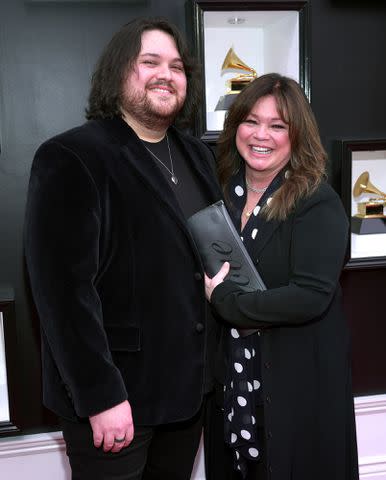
[101, 117, 221, 239]
[250, 218, 281, 257]
[171, 126, 222, 203]
[121, 139, 189, 232]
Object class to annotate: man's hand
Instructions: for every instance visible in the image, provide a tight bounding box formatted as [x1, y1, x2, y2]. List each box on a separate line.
[89, 400, 134, 452]
[204, 262, 230, 301]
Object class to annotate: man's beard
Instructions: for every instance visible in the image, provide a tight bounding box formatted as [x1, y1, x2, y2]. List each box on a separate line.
[121, 84, 185, 130]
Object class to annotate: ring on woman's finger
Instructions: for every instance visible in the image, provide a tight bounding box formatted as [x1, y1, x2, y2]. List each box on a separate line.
[114, 437, 125, 443]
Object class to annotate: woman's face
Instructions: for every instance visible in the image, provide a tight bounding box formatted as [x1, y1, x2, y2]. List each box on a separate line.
[236, 95, 291, 178]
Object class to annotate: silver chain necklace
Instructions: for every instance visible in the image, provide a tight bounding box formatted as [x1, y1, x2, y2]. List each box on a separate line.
[245, 178, 268, 194]
[142, 134, 178, 185]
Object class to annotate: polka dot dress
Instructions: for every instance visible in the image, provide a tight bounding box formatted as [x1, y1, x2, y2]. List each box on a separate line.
[224, 166, 287, 477]
[224, 328, 263, 478]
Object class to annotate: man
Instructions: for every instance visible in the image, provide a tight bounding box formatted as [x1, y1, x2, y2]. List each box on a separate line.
[24, 17, 222, 479]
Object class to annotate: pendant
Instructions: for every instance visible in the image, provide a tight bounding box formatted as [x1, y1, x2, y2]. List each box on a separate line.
[171, 175, 178, 185]
[245, 211, 252, 217]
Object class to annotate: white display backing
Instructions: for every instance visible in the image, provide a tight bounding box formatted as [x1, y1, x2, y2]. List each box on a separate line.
[350, 151, 386, 259]
[203, 11, 299, 132]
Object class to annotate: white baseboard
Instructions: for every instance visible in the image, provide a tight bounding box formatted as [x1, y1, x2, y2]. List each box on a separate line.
[0, 395, 385, 480]
[0, 431, 65, 458]
[355, 394, 386, 415]
[355, 395, 386, 479]
[359, 455, 386, 478]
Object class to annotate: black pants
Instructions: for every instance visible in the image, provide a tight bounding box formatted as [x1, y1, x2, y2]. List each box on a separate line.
[60, 404, 205, 480]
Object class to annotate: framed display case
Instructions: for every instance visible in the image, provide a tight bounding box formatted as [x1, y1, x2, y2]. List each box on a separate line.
[340, 139, 386, 269]
[186, 0, 310, 142]
[0, 288, 20, 435]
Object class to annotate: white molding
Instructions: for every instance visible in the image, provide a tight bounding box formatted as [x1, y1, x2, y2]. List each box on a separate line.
[354, 395, 386, 479]
[355, 394, 386, 416]
[0, 431, 65, 458]
[0, 396, 385, 479]
[359, 455, 386, 478]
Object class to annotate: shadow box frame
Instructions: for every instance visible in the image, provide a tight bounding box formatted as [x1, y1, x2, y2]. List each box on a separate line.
[339, 139, 386, 270]
[0, 289, 20, 436]
[186, 0, 311, 143]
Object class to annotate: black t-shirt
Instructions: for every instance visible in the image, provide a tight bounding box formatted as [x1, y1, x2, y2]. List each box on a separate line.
[142, 132, 215, 394]
[141, 133, 209, 218]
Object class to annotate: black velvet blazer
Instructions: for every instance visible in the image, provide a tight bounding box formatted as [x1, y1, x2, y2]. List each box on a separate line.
[24, 117, 222, 424]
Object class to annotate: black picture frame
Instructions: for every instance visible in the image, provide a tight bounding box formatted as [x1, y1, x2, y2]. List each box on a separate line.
[0, 288, 20, 435]
[339, 139, 386, 269]
[186, 0, 311, 143]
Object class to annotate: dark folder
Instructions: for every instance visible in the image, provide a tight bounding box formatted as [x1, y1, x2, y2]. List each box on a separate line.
[188, 200, 265, 336]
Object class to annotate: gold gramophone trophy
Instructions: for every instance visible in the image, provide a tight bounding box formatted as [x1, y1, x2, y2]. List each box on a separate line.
[351, 171, 386, 234]
[215, 47, 257, 111]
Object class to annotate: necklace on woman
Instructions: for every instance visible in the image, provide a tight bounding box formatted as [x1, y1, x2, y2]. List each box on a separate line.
[142, 134, 178, 185]
[245, 178, 268, 194]
[244, 178, 268, 217]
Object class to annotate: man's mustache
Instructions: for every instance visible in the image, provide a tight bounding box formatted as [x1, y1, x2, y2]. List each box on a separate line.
[147, 80, 175, 93]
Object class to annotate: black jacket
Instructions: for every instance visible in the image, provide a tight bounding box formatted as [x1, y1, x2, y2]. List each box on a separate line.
[212, 179, 359, 480]
[24, 117, 222, 424]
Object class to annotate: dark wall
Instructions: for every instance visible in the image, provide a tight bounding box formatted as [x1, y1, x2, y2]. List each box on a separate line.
[312, 1, 386, 188]
[0, 0, 385, 432]
[306, 0, 386, 397]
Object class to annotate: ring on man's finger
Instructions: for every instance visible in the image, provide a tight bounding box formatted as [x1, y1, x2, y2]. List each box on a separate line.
[114, 437, 125, 443]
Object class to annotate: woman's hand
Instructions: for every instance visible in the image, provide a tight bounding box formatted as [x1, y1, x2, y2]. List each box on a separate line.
[204, 262, 230, 301]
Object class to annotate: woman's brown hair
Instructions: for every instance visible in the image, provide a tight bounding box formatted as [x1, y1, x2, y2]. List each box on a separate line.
[217, 73, 327, 221]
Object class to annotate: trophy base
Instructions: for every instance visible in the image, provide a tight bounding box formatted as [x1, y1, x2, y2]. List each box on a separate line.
[215, 94, 237, 111]
[351, 216, 386, 235]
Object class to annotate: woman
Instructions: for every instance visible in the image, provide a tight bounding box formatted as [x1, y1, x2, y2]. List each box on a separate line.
[205, 73, 359, 480]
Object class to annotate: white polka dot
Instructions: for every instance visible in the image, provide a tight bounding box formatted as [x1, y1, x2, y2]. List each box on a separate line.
[237, 465, 241, 470]
[231, 328, 240, 339]
[236, 451, 240, 460]
[249, 447, 259, 458]
[237, 396, 247, 407]
[252, 348, 256, 357]
[231, 433, 237, 443]
[253, 205, 261, 216]
[266, 197, 273, 206]
[230, 381, 234, 389]
[241, 429, 251, 440]
[247, 381, 253, 392]
[244, 348, 251, 360]
[253, 380, 261, 390]
[235, 185, 244, 197]
[285, 169, 291, 179]
[241, 236, 244, 242]
[231, 408, 234, 416]
[251, 228, 258, 240]
[228, 412, 233, 421]
[234, 362, 243, 373]
[223, 385, 226, 391]
[251, 415, 256, 425]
